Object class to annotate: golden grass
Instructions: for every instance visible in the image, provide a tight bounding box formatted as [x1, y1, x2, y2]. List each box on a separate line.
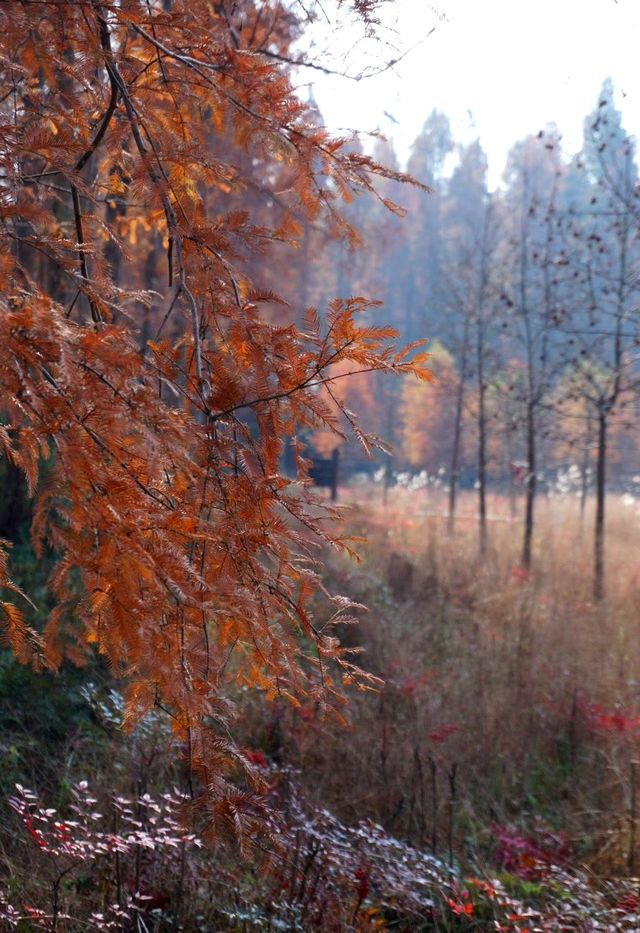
[259, 487, 640, 871]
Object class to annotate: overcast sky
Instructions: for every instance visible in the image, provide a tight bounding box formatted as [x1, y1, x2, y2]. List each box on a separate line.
[301, 0, 640, 188]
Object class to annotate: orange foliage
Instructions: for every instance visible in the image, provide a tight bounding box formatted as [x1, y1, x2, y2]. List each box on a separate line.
[310, 359, 383, 457]
[0, 0, 429, 834]
[399, 341, 451, 470]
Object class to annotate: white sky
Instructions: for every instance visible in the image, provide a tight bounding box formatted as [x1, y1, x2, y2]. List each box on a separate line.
[302, 0, 640, 189]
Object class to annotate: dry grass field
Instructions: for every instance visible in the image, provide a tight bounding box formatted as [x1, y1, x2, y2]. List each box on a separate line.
[250, 486, 640, 875]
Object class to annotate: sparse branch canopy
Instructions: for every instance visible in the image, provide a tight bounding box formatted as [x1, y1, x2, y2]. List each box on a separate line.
[0, 0, 429, 836]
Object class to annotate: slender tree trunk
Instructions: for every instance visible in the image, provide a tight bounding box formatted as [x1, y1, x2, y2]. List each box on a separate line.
[594, 409, 607, 601]
[382, 457, 392, 506]
[448, 323, 469, 533]
[505, 426, 517, 519]
[382, 384, 396, 506]
[476, 283, 488, 553]
[465, 200, 493, 552]
[521, 400, 536, 570]
[448, 416, 463, 531]
[477, 380, 488, 554]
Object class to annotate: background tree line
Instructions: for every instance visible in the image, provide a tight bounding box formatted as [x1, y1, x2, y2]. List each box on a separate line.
[296, 79, 640, 599]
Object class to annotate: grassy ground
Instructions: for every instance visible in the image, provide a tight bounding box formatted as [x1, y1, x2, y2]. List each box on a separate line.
[253, 486, 640, 874]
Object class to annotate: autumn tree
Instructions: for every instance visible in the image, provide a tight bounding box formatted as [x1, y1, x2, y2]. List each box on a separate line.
[575, 83, 640, 598]
[497, 130, 567, 570]
[399, 340, 454, 473]
[0, 0, 429, 836]
[439, 140, 497, 544]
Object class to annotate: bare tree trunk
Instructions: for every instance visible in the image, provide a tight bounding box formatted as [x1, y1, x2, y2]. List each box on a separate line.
[382, 383, 396, 506]
[505, 425, 517, 519]
[448, 322, 469, 533]
[476, 308, 487, 555]
[594, 408, 607, 601]
[477, 376, 488, 554]
[447, 413, 462, 532]
[475, 206, 492, 553]
[521, 400, 536, 570]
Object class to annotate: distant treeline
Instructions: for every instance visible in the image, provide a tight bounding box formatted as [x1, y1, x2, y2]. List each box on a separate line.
[273, 78, 639, 595]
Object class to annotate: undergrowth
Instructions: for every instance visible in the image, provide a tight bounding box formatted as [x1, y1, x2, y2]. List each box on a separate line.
[3, 487, 640, 928]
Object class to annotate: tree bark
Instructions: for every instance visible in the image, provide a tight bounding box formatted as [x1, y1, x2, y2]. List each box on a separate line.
[594, 408, 607, 601]
[448, 322, 469, 534]
[476, 316, 487, 555]
[521, 400, 536, 570]
[477, 372, 488, 554]
[475, 205, 492, 553]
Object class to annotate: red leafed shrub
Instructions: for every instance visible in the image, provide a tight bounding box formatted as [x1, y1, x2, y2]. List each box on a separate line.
[6, 779, 640, 930]
[4, 783, 204, 931]
[384, 659, 435, 699]
[493, 823, 571, 879]
[429, 723, 460, 743]
[511, 565, 534, 584]
[244, 748, 269, 769]
[447, 892, 474, 916]
[2, 779, 454, 929]
[354, 865, 370, 901]
[586, 702, 640, 734]
[617, 891, 640, 914]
